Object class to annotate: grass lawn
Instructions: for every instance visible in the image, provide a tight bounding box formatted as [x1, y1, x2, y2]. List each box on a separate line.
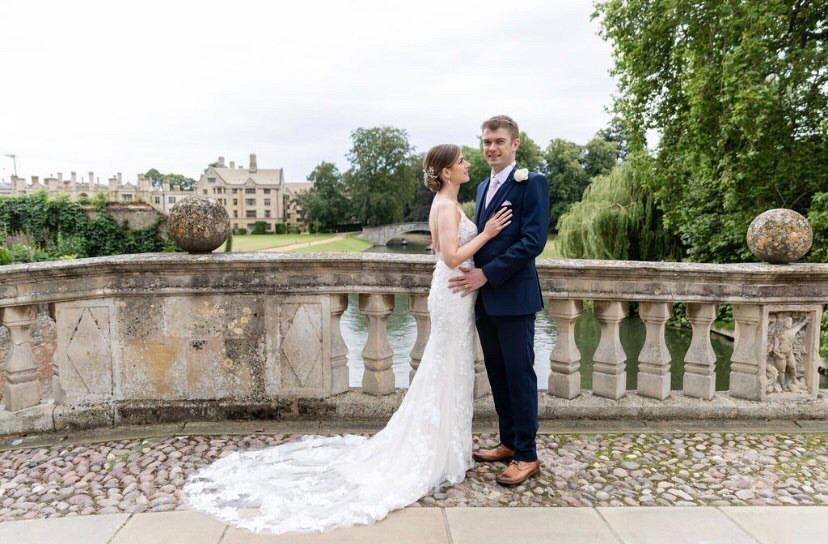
[289, 234, 373, 253]
[220, 233, 335, 252]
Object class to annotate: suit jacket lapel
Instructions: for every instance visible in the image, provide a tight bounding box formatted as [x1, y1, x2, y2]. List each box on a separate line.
[475, 177, 490, 227]
[482, 166, 517, 221]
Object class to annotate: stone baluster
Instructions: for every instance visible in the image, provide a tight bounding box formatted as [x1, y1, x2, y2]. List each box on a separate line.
[683, 303, 717, 399]
[2, 305, 41, 411]
[329, 294, 349, 395]
[637, 302, 673, 400]
[408, 294, 430, 384]
[592, 301, 628, 400]
[473, 330, 490, 398]
[359, 294, 395, 396]
[729, 304, 765, 400]
[547, 299, 583, 399]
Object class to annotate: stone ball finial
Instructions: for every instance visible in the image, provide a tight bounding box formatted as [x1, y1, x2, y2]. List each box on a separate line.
[746, 208, 812, 264]
[168, 196, 230, 253]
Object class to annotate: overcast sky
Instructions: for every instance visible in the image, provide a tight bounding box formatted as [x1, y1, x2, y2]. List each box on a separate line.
[0, 0, 616, 184]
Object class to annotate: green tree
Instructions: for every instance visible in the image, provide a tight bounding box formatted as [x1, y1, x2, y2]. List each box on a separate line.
[582, 136, 619, 179]
[459, 145, 490, 202]
[343, 127, 417, 226]
[295, 161, 351, 230]
[595, 0, 828, 263]
[144, 168, 196, 191]
[515, 131, 544, 172]
[542, 138, 590, 232]
[556, 159, 683, 261]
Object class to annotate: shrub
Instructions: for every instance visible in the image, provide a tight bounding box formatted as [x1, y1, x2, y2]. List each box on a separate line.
[0, 246, 10, 265]
[275, 223, 287, 234]
[236, 228, 247, 235]
[309, 220, 321, 234]
[252, 221, 267, 235]
[224, 231, 233, 252]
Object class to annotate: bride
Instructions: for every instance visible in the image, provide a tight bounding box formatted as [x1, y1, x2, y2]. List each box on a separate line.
[183, 144, 512, 534]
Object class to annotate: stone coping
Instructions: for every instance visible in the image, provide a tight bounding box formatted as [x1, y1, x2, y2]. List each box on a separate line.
[1, 252, 827, 307]
[2, 391, 826, 438]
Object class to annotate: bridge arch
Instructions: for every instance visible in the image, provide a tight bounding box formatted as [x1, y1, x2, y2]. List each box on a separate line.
[358, 222, 430, 246]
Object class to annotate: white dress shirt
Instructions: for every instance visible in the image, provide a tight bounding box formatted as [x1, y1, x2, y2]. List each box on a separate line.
[484, 161, 516, 208]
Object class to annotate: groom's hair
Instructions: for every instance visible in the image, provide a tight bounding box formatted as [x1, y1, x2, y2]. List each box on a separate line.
[481, 115, 519, 141]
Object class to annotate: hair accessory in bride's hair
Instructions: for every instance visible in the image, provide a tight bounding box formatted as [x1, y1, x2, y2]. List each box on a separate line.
[422, 166, 437, 181]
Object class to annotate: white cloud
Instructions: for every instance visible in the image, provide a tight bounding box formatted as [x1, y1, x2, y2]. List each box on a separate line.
[0, 0, 616, 183]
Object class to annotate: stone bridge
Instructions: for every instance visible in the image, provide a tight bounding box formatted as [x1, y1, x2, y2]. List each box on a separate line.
[358, 222, 430, 245]
[1, 253, 827, 437]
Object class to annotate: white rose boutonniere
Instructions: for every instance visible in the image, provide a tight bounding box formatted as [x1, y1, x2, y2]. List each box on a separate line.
[514, 168, 529, 182]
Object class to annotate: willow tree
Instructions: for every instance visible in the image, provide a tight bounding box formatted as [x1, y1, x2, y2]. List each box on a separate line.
[556, 160, 682, 261]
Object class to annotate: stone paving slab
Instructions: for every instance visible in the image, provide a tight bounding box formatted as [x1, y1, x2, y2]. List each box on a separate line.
[445, 507, 619, 544]
[597, 506, 756, 544]
[720, 506, 828, 544]
[0, 512, 129, 544]
[220, 507, 448, 544]
[110, 510, 226, 544]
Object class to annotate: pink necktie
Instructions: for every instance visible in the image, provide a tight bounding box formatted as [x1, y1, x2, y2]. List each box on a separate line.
[485, 178, 500, 208]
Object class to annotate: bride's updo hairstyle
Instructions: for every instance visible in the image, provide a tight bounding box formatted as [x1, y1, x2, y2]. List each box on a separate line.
[422, 144, 461, 192]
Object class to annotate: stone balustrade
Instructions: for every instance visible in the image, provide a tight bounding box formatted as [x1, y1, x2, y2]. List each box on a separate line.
[0, 253, 826, 435]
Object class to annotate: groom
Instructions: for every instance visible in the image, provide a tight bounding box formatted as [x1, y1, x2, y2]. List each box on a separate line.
[449, 115, 549, 486]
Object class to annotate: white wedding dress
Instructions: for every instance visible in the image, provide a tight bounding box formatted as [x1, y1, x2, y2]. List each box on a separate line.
[183, 213, 479, 534]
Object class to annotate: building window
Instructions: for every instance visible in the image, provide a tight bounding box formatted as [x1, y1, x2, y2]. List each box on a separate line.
[245, 188, 256, 194]
[233, 210, 238, 218]
[265, 210, 271, 218]
[246, 210, 256, 218]
[248, 223, 256, 230]
[208, 177, 216, 183]
[264, 198, 271, 206]
[233, 198, 238, 205]
[203, 189, 208, 195]
[168, 196, 176, 204]
[245, 198, 256, 206]
[232, 188, 238, 194]
[263, 188, 271, 194]
[155, 197, 161, 204]
[234, 223, 239, 229]
[122, 194, 133, 201]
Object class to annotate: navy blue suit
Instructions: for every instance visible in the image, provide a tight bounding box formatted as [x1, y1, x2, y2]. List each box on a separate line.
[474, 167, 549, 462]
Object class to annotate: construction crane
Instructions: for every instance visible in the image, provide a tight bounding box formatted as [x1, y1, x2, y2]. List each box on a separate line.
[1, 153, 17, 177]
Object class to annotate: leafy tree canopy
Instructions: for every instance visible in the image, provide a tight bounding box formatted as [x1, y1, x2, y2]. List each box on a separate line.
[595, 0, 828, 262]
[343, 127, 418, 226]
[144, 168, 196, 191]
[295, 161, 351, 230]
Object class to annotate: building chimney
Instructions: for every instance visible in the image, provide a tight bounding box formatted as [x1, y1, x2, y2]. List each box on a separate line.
[218, 156, 225, 167]
[71, 171, 77, 182]
[58, 172, 63, 182]
[230, 161, 235, 169]
[32, 176, 39, 186]
[249, 153, 257, 173]
[117, 172, 122, 184]
[89, 171, 95, 185]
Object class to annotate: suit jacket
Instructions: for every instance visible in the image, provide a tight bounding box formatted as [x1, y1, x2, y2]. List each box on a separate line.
[473, 167, 550, 316]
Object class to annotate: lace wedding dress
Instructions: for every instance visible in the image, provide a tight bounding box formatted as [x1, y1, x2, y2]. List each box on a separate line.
[183, 212, 479, 534]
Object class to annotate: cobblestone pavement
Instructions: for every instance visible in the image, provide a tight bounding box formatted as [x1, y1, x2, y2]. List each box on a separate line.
[1, 432, 826, 522]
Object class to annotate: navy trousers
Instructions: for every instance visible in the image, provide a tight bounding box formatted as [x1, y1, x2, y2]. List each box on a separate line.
[475, 304, 538, 462]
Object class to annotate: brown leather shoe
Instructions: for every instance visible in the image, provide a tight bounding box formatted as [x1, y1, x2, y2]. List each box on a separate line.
[496, 460, 541, 486]
[472, 444, 514, 463]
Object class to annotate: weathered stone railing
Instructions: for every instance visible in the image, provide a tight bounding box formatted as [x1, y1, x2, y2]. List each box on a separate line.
[0, 253, 826, 434]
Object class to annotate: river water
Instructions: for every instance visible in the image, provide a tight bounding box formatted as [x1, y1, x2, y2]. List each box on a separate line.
[342, 237, 742, 390]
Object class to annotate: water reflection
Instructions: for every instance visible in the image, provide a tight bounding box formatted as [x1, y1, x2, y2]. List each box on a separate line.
[346, 235, 825, 391]
[341, 293, 738, 391]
